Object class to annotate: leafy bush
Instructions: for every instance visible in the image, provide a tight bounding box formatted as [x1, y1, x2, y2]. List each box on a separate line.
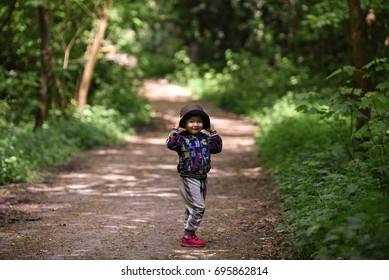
[256, 88, 389, 260]
[187, 50, 314, 115]
[92, 60, 153, 130]
[138, 52, 175, 77]
[0, 66, 40, 125]
[71, 105, 127, 147]
[0, 105, 136, 185]
[0, 124, 30, 184]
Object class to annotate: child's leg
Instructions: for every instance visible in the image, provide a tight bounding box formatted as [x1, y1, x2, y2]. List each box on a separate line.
[179, 177, 207, 235]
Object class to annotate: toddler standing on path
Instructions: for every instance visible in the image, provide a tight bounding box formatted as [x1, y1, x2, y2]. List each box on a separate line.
[166, 104, 223, 247]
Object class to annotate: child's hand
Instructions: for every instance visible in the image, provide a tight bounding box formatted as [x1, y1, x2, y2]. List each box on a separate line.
[172, 120, 180, 129]
[207, 123, 215, 133]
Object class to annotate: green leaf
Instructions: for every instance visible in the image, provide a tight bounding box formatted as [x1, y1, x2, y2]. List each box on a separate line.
[295, 104, 309, 112]
[376, 82, 389, 91]
[319, 194, 334, 200]
[326, 68, 342, 80]
[359, 97, 372, 109]
[352, 124, 369, 139]
[346, 185, 359, 195]
[352, 88, 362, 96]
[376, 95, 389, 108]
[327, 66, 356, 80]
[306, 224, 320, 237]
[363, 59, 378, 70]
[275, 223, 287, 231]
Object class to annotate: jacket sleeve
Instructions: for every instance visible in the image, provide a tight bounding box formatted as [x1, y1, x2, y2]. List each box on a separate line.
[166, 129, 184, 151]
[209, 131, 223, 154]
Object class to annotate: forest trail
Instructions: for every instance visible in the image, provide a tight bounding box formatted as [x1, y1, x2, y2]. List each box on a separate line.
[0, 79, 290, 260]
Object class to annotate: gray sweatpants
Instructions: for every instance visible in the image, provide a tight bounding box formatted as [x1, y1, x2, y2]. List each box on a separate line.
[178, 176, 208, 233]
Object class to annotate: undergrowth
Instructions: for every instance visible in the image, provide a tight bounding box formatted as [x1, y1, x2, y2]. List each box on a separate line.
[1, 100, 152, 186]
[0, 105, 130, 185]
[256, 96, 389, 259]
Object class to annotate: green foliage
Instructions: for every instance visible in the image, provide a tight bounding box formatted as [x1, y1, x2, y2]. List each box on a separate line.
[59, 107, 125, 150]
[252, 57, 389, 259]
[168, 49, 203, 84]
[0, 66, 40, 125]
[107, 1, 181, 78]
[173, 50, 314, 116]
[170, 0, 263, 62]
[0, 105, 130, 185]
[256, 97, 339, 170]
[0, 125, 30, 184]
[137, 52, 175, 78]
[15, 124, 79, 169]
[92, 60, 153, 129]
[302, 1, 347, 30]
[256, 95, 389, 259]
[297, 58, 389, 195]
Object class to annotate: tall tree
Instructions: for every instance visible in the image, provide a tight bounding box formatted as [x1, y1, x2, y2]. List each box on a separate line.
[35, 6, 51, 131]
[76, 0, 111, 109]
[347, 0, 372, 130]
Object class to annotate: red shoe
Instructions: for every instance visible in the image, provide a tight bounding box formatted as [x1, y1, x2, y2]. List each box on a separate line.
[181, 234, 206, 247]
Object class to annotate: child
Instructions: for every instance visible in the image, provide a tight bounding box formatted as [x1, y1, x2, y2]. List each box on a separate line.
[166, 104, 223, 247]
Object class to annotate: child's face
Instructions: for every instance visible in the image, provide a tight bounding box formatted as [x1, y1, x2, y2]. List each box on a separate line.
[185, 116, 204, 135]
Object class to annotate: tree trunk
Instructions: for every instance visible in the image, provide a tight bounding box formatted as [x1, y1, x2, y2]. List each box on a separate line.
[347, 0, 372, 130]
[287, 0, 298, 53]
[34, 6, 50, 131]
[76, 0, 111, 110]
[0, 0, 17, 33]
[50, 55, 68, 114]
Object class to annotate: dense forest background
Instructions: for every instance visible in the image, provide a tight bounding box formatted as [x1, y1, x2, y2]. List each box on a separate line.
[1, 0, 388, 259]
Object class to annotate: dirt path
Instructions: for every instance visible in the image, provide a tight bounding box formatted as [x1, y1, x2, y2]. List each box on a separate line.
[0, 80, 291, 260]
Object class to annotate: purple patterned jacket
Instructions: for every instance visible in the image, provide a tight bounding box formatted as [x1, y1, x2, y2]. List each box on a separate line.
[166, 129, 222, 178]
